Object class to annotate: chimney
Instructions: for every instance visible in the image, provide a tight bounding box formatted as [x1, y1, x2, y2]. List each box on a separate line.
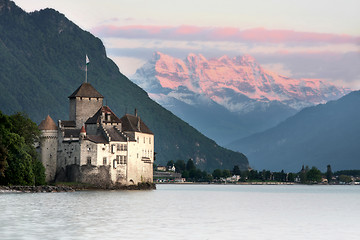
[134, 108, 137, 117]
[137, 117, 141, 131]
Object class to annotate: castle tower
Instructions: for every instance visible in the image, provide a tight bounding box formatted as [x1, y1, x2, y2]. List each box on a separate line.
[38, 115, 58, 182]
[68, 83, 104, 128]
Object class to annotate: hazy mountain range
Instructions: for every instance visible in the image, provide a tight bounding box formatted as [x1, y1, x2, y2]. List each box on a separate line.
[0, 0, 248, 171]
[227, 90, 360, 171]
[132, 52, 349, 145]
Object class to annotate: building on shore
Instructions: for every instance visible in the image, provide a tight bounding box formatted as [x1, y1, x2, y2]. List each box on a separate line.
[38, 82, 154, 186]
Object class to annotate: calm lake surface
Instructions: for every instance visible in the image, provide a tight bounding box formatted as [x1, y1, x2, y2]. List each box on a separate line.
[1, 184, 359, 240]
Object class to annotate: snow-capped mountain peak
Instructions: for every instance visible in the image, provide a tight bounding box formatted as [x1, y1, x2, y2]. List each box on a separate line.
[132, 52, 349, 112]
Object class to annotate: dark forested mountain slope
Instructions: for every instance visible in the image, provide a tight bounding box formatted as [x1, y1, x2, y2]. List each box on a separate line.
[0, 0, 248, 171]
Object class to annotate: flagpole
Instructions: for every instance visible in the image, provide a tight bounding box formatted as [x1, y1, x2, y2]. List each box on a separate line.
[85, 55, 90, 83]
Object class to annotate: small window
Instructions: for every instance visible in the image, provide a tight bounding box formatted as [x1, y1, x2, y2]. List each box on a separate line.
[87, 157, 91, 165]
[103, 157, 107, 165]
[137, 137, 139, 143]
[113, 159, 117, 169]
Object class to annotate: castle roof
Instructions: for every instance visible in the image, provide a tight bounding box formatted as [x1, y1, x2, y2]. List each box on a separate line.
[121, 114, 153, 134]
[68, 82, 104, 99]
[86, 135, 108, 144]
[85, 106, 122, 124]
[80, 125, 86, 133]
[39, 115, 58, 130]
[64, 129, 80, 138]
[104, 126, 127, 142]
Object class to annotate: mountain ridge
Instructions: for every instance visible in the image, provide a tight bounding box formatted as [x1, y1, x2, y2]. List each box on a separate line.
[132, 51, 349, 145]
[0, 0, 248, 171]
[227, 90, 360, 171]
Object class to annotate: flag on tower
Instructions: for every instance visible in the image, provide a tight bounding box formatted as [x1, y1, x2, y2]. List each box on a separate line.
[86, 55, 90, 65]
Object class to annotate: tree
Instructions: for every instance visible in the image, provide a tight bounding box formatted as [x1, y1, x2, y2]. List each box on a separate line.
[186, 159, 196, 171]
[222, 169, 231, 178]
[166, 160, 174, 167]
[326, 164, 333, 183]
[182, 170, 189, 179]
[287, 173, 295, 182]
[174, 160, 186, 173]
[248, 170, 260, 181]
[212, 169, 222, 179]
[0, 111, 45, 185]
[232, 165, 241, 175]
[306, 166, 322, 183]
[338, 175, 352, 184]
[299, 165, 307, 184]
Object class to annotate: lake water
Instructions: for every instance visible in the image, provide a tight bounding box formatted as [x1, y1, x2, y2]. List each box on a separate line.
[1, 184, 359, 240]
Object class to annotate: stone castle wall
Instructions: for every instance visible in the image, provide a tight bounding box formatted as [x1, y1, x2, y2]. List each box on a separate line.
[70, 97, 103, 128]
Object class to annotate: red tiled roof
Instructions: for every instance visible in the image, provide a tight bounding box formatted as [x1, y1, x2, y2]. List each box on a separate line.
[39, 115, 58, 130]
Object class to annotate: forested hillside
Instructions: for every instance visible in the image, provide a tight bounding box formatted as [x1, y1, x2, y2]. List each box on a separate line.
[0, 0, 248, 171]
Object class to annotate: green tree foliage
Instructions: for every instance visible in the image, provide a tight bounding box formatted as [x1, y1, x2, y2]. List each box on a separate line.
[212, 169, 222, 179]
[186, 159, 196, 172]
[232, 165, 241, 175]
[334, 170, 360, 177]
[261, 170, 272, 181]
[166, 160, 174, 167]
[0, 111, 45, 185]
[299, 165, 308, 184]
[287, 173, 295, 182]
[222, 169, 231, 178]
[326, 164, 333, 183]
[338, 175, 352, 183]
[306, 166, 322, 183]
[174, 160, 186, 173]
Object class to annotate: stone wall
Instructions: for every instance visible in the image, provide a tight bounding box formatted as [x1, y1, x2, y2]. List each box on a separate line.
[56, 164, 113, 187]
[70, 97, 103, 128]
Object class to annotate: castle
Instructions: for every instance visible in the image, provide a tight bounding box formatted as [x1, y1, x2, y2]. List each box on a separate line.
[38, 82, 154, 186]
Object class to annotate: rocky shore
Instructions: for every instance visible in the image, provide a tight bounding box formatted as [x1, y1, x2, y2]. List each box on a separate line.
[0, 182, 156, 193]
[0, 185, 75, 193]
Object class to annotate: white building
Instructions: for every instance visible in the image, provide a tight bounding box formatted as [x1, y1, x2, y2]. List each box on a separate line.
[38, 82, 154, 186]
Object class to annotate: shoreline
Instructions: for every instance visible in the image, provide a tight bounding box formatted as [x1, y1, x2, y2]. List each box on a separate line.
[0, 182, 156, 193]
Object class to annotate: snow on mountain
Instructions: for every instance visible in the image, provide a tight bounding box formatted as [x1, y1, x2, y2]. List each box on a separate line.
[133, 52, 348, 112]
[131, 52, 350, 145]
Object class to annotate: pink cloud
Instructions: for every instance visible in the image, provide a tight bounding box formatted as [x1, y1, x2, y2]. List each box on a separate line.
[92, 25, 360, 45]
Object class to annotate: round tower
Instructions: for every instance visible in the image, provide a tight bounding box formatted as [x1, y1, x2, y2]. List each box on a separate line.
[39, 115, 58, 183]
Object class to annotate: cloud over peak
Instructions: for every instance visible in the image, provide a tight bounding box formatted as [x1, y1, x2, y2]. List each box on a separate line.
[93, 25, 360, 45]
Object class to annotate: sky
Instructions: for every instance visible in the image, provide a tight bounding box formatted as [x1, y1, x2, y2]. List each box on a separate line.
[15, 0, 360, 89]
